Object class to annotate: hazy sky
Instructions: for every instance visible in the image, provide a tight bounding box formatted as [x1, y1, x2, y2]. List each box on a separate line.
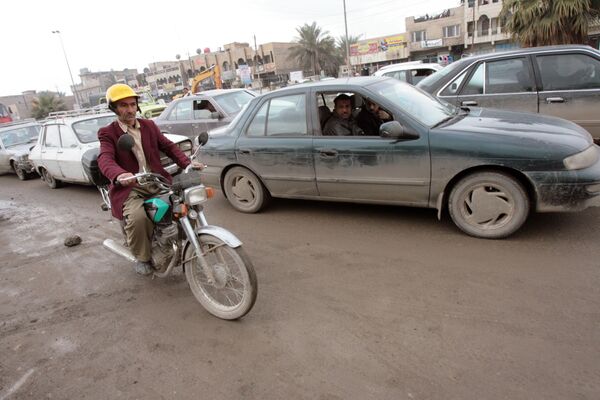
[1, 0, 457, 97]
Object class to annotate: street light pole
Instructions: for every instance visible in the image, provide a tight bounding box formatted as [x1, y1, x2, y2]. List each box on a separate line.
[52, 30, 81, 107]
[343, 0, 351, 77]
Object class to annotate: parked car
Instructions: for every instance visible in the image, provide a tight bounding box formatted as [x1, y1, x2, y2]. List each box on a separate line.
[155, 89, 256, 138]
[29, 110, 194, 188]
[373, 61, 443, 85]
[0, 119, 41, 180]
[197, 77, 600, 239]
[417, 45, 600, 141]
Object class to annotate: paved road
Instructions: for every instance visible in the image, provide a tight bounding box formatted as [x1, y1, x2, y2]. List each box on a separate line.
[1, 175, 599, 400]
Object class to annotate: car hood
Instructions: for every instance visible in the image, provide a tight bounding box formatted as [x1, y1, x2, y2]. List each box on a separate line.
[440, 107, 593, 151]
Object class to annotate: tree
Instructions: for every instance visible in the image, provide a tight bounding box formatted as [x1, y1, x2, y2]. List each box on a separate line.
[289, 22, 340, 77]
[336, 34, 362, 63]
[500, 0, 600, 47]
[31, 92, 66, 119]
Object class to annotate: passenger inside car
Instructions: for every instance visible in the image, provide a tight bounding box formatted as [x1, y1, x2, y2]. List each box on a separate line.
[356, 98, 392, 136]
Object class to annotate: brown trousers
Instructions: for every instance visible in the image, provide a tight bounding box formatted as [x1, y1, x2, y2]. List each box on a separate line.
[122, 187, 159, 262]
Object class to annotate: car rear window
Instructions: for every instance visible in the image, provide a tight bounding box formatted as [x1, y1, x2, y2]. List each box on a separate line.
[72, 115, 115, 143]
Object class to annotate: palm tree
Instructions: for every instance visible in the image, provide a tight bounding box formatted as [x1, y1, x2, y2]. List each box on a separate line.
[336, 34, 363, 63]
[289, 22, 339, 76]
[31, 92, 66, 119]
[500, 0, 600, 47]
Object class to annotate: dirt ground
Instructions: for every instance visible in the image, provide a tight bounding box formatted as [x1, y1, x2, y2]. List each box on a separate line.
[1, 176, 600, 400]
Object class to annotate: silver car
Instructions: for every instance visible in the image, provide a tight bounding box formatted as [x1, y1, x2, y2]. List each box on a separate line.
[417, 45, 600, 141]
[155, 89, 256, 138]
[0, 120, 41, 180]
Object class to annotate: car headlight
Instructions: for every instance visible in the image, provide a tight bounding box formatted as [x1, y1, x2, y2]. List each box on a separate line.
[563, 145, 599, 170]
[183, 185, 208, 205]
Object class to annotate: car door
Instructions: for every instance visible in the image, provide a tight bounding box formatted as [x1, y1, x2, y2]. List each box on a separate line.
[162, 99, 193, 137]
[56, 124, 87, 182]
[0, 138, 10, 174]
[454, 56, 538, 113]
[312, 87, 430, 205]
[534, 51, 600, 138]
[39, 124, 63, 178]
[234, 91, 318, 197]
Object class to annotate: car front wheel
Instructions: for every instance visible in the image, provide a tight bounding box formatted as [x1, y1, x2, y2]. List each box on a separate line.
[448, 172, 529, 239]
[41, 168, 61, 189]
[223, 167, 270, 213]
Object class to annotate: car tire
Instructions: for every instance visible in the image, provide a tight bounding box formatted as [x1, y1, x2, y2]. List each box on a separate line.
[41, 168, 62, 189]
[223, 167, 270, 213]
[448, 171, 529, 239]
[12, 162, 29, 181]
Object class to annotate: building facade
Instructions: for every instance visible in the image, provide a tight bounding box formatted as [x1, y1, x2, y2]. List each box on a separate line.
[73, 67, 139, 107]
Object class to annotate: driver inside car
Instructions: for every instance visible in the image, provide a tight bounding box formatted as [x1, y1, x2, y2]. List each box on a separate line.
[97, 84, 204, 276]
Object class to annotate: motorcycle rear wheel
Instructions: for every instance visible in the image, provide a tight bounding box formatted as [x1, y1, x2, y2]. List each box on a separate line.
[184, 234, 257, 320]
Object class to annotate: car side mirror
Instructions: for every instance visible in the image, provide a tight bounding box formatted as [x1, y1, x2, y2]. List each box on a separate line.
[210, 111, 220, 120]
[117, 134, 135, 152]
[197, 132, 209, 146]
[379, 121, 420, 140]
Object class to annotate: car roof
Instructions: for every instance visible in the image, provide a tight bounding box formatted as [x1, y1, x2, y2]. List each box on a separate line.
[43, 111, 115, 126]
[0, 119, 40, 131]
[276, 76, 384, 92]
[460, 44, 598, 62]
[376, 62, 442, 73]
[189, 88, 252, 98]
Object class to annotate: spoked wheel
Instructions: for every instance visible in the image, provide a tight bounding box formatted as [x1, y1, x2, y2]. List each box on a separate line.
[223, 167, 270, 213]
[448, 172, 529, 239]
[184, 234, 257, 320]
[41, 168, 61, 189]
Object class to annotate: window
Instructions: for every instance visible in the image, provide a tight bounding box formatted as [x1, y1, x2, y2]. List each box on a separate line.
[443, 25, 460, 38]
[383, 70, 408, 82]
[193, 100, 216, 119]
[461, 63, 484, 95]
[44, 125, 61, 147]
[441, 70, 470, 96]
[412, 30, 426, 42]
[59, 126, 79, 148]
[168, 100, 192, 121]
[213, 91, 255, 114]
[72, 116, 114, 143]
[0, 125, 39, 147]
[246, 94, 307, 137]
[536, 53, 600, 91]
[486, 58, 534, 93]
[411, 68, 438, 85]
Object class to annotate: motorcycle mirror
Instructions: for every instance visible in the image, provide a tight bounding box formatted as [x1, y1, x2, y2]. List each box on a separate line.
[197, 132, 209, 147]
[117, 134, 135, 152]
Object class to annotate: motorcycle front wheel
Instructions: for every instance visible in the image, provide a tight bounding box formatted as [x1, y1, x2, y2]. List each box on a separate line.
[183, 234, 257, 320]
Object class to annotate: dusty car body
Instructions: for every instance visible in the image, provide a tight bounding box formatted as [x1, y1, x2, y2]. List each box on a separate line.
[417, 45, 600, 140]
[29, 110, 193, 188]
[197, 77, 600, 238]
[0, 119, 41, 180]
[155, 89, 256, 138]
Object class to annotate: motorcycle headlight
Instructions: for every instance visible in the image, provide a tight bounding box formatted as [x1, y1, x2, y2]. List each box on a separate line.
[183, 185, 208, 205]
[563, 145, 599, 170]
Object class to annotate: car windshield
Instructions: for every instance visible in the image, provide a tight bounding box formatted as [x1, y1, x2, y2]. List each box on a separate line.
[213, 91, 255, 115]
[370, 80, 456, 127]
[0, 125, 40, 147]
[72, 115, 115, 143]
[416, 59, 467, 91]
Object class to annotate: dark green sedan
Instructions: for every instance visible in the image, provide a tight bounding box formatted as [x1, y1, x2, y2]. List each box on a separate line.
[197, 77, 600, 239]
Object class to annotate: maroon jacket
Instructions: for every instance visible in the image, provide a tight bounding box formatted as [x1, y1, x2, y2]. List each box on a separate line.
[98, 118, 190, 220]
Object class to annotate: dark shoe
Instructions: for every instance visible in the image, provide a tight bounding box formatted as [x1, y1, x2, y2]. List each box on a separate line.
[134, 260, 153, 276]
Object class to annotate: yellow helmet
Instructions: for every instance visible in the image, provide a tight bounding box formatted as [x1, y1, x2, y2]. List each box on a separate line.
[105, 83, 139, 106]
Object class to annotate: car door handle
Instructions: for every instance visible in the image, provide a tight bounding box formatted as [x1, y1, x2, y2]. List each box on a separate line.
[239, 148, 252, 155]
[461, 100, 478, 106]
[319, 149, 338, 157]
[545, 97, 565, 104]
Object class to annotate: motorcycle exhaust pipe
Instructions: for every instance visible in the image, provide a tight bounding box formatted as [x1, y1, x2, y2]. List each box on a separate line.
[103, 239, 136, 263]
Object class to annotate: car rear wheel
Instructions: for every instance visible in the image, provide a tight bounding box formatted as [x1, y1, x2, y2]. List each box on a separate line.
[448, 172, 529, 239]
[41, 168, 61, 189]
[223, 167, 270, 213]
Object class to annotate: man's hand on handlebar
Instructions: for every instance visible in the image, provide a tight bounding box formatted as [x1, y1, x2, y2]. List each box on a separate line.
[190, 161, 206, 170]
[116, 172, 137, 186]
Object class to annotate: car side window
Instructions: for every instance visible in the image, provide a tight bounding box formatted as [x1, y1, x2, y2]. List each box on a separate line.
[441, 69, 470, 96]
[59, 125, 78, 148]
[536, 53, 600, 91]
[168, 101, 192, 121]
[193, 99, 216, 119]
[246, 94, 307, 137]
[486, 58, 534, 94]
[411, 68, 436, 85]
[44, 125, 61, 147]
[461, 63, 484, 95]
[384, 70, 408, 82]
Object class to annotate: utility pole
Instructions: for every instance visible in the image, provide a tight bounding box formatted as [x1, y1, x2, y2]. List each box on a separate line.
[343, 0, 351, 77]
[253, 35, 263, 94]
[471, 0, 475, 49]
[52, 30, 81, 107]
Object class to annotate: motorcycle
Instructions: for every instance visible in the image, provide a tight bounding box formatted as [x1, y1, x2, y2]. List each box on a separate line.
[82, 132, 257, 320]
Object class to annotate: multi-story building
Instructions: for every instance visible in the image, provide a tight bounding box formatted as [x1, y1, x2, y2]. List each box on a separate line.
[73, 67, 139, 107]
[349, 34, 410, 72]
[144, 61, 184, 98]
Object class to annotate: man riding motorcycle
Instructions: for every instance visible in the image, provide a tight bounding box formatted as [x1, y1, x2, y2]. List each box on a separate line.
[98, 83, 204, 276]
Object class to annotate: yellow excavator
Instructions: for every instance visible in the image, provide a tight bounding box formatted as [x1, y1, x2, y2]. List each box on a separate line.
[190, 65, 222, 94]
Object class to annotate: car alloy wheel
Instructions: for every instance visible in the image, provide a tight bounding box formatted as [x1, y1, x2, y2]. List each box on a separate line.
[223, 167, 270, 213]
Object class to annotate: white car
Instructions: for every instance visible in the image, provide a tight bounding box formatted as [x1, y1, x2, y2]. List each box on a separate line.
[0, 119, 41, 180]
[29, 110, 193, 188]
[373, 61, 443, 85]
